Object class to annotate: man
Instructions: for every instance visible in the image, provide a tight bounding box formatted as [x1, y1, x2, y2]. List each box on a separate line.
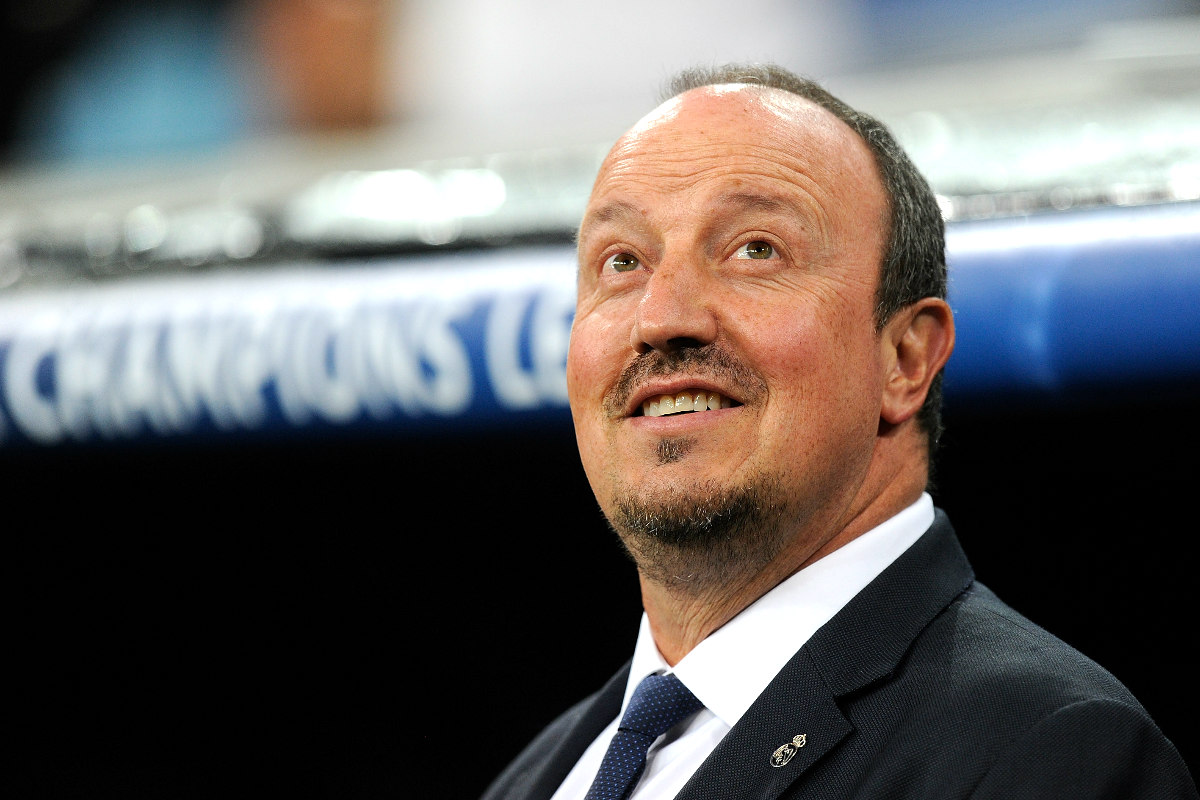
[481, 63, 1197, 800]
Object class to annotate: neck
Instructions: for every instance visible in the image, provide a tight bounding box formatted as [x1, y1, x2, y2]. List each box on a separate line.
[637, 465, 927, 666]
[638, 561, 792, 665]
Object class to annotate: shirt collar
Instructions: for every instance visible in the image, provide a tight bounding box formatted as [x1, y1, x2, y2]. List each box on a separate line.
[624, 493, 935, 726]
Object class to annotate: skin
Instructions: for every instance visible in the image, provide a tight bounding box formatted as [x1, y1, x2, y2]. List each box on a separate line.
[567, 84, 955, 665]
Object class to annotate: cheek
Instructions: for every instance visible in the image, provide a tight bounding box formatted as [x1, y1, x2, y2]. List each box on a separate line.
[566, 312, 628, 402]
[756, 301, 883, 424]
[566, 318, 621, 494]
[756, 318, 884, 500]
[567, 319, 630, 466]
[566, 331, 604, 409]
[564, 347, 590, 407]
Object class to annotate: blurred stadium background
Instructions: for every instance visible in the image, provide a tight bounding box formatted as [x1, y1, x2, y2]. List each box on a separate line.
[3, 1, 1199, 797]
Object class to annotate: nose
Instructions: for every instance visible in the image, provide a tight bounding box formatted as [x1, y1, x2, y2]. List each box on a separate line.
[629, 261, 718, 354]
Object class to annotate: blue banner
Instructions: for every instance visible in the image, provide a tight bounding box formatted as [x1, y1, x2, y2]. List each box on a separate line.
[2, 202, 1199, 449]
[0, 247, 577, 447]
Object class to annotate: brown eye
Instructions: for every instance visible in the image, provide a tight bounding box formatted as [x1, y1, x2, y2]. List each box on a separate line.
[735, 241, 775, 260]
[605, 252, 640, 272]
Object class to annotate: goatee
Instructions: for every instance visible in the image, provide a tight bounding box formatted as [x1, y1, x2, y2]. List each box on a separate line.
[609, 476, 788, 592]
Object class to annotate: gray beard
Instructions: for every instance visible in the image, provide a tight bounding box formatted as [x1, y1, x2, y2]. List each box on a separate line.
[608, 475, 789, 592]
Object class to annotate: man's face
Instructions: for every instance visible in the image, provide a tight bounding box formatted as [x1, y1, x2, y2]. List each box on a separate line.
[568, 85, 893, 574]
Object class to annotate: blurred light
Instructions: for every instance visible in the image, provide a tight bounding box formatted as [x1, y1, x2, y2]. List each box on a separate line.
[223, 215, 265, 260]
[1046, 187, 1071, 211]
[124, 205, 168, 255]
[286, 166, 508, 245]
[0, 236, 21, 289]
[84, 213, 121, 261]
[1169, 163, 1200, 201]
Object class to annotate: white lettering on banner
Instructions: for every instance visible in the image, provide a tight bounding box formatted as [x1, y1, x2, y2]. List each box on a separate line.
[530, 284, 573, 405]
[4, 314, 61, 443]
[274, 305, 366, 426]
[271, 298, 475, 426]
[0, 276, 575, 446]
[57, 321, 125, 439]
[4, 306, 275, 444]
[124, 320, 196, 435]
[485, 286, 573, 409]
[386, 299, 476, 414]
[165, 312, 270, 431]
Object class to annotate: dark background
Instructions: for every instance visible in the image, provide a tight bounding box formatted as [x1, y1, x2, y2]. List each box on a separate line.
[5, 384, 1198, 799]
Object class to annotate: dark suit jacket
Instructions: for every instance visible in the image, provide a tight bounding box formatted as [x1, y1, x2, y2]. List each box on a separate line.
[481, 510, 1198, 799]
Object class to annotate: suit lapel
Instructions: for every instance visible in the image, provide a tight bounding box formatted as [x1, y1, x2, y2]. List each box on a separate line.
[676, 512, 975, 800]
[676, 649, 852, 800]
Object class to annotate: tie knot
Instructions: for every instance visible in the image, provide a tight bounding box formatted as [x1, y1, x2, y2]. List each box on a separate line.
[618, 673, 703, 740]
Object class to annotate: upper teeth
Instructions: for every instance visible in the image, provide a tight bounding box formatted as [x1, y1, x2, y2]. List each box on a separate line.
[642, 391, 733, 417]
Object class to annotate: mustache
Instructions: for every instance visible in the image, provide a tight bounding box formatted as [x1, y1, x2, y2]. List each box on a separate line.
[604, 344, 767, 417]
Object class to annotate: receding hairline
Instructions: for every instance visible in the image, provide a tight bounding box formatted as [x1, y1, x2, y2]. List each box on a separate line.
[575, 84, 884, 253]
[607, 81, 879, 183]
[636, 81, 852, 139]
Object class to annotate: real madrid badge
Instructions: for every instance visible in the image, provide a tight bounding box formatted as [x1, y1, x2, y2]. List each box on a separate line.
[769, 734, 807, 767]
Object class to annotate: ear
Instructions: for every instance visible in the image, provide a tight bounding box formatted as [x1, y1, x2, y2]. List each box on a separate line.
[880, 298, 955, 426]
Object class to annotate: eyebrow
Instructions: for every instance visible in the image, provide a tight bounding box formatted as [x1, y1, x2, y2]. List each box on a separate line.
[576, 200, 646, 246]
[586, 200, 644, 225]
[699, 191, 818, 260]
[579, 199, 641, 230]
[704, 190, 801, 229]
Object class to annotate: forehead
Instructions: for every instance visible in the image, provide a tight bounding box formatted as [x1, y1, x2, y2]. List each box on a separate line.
[583, 85, 885, 237]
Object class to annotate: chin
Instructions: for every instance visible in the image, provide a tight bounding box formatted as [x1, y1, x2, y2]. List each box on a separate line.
[605, 474, 794, 587]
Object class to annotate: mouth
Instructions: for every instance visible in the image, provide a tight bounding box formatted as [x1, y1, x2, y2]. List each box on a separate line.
[636, 390, 740, 418]
[606, 344, 763, 422]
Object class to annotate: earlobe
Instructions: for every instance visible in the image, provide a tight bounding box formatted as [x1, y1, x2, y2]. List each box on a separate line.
[880, 298, 955, 425]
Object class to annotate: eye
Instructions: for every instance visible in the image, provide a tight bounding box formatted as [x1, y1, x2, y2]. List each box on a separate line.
[604, 252, 641, 272]
[735, 240, 775, 260]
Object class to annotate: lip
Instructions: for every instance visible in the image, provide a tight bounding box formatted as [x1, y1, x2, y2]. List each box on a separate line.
[628, 403, 741, 434]
[626, 378, 743, 418]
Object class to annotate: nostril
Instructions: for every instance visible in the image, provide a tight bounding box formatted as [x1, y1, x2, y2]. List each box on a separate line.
[632, 335, 706, 355]
[664, 336, 706, 351]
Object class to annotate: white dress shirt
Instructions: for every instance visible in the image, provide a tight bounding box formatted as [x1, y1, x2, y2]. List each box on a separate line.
[550, 493, 935, 800]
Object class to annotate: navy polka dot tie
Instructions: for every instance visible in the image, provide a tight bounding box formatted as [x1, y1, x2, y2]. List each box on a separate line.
[583, 672, 704, 800]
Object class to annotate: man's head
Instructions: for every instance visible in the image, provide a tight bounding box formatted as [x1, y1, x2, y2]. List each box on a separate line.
[566, 63, 954, 596]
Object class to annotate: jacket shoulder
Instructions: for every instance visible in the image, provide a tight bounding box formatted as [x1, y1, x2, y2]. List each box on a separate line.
[480, 663, 629, 800]
[480, 695, 594, 800]
[821, 581, 1197, 797]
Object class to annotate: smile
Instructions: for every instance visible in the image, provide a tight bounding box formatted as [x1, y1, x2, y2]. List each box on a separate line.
[640, 391, 737, 417]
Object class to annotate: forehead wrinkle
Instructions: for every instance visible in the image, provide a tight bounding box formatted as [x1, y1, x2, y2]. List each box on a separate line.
[707, 189, 817, 230]
[604, 137, 837, 210]
[693, 168, 832, 246]
[714, 191, 789, 213]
